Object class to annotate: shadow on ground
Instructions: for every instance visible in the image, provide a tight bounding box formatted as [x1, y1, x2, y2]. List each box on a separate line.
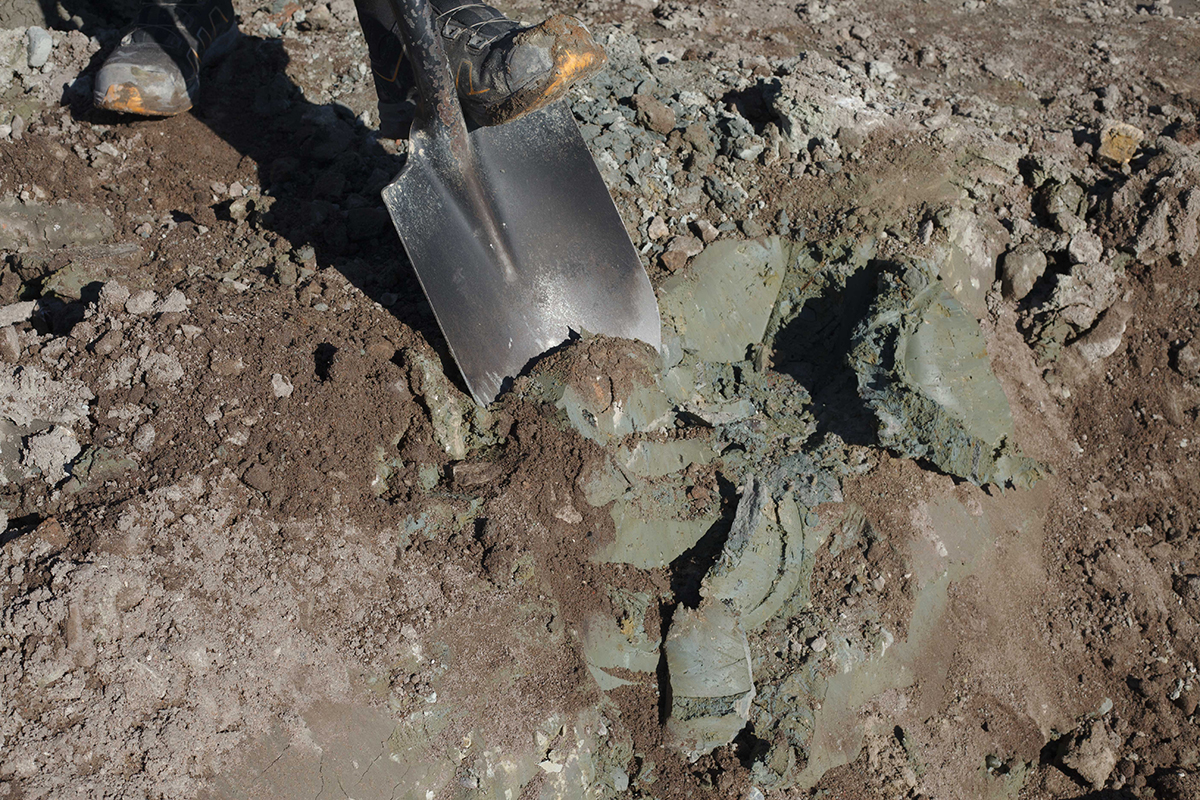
[53, 1, 464, 386]
[771, 263, 882, 446]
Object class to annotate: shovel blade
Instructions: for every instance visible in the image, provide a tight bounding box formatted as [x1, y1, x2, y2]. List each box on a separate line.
[382, 102, 660, 405]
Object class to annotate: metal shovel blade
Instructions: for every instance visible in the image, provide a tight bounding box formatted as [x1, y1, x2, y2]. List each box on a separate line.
[382, 101, 661, 405]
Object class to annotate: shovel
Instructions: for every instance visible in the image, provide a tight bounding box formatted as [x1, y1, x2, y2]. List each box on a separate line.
[380, 0, 661, 405]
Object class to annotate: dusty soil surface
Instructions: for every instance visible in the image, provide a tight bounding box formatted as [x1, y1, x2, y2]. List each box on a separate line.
[2, 0, 1200, 798]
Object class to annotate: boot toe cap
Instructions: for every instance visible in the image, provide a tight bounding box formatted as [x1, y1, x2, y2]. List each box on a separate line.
[93, 46, 193, 115]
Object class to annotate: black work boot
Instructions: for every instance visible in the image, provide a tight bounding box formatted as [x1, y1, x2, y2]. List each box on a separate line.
[356, 0, 606, 134]
[94, 0, 239, 116]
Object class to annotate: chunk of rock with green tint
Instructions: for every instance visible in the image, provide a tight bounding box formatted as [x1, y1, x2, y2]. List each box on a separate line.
[849, 261, 1044, 487]
[664, 603, 755, 762]
[38, 243, 148, 300]
[405, 347, 497, 460]
[702, 477, 813, 630]
[659, 237, 790, 363]
[580, 431, 721, 569]
[0, 197, 115, 251]
[590, 475, 721, 568]
[582, 590, 661, 691]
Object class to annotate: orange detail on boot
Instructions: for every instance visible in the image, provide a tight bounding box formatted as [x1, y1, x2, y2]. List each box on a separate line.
[97, 83, 189, 116]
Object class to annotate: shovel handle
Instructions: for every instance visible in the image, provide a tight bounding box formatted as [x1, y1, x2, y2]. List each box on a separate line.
[384, 0, 470, 152]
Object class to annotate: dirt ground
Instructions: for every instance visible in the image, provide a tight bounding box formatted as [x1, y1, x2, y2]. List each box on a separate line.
[2, 0, 1200, 798]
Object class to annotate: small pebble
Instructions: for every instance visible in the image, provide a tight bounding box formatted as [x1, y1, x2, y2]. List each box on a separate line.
[0, 325, 19, 362]
[1096, 122, 1143, 165]
[27, 27, 52, 69]
[1000, 243, 1047, 300]
[271, 373, 295, 398]
[810, 635, 827, 653]
[125, 290, 158, 315]
[132, 424, 156, 452]
[693, 219, 720, 243]
[648, 216, 670, 240]
[1174, 341, 1200, 380]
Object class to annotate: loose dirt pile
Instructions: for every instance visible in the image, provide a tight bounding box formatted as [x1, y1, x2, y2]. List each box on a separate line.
[2, 0, 1200, 798]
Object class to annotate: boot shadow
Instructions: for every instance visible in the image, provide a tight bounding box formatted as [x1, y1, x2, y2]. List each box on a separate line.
[54, 2, 461, 388]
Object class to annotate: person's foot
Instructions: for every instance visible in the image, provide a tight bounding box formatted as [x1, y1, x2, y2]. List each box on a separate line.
[361, 0, 606, 133]
[94, 0, 239, 116]
[438, 5, 606, 127]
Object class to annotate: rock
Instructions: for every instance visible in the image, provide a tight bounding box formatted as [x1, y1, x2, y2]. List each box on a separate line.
[701, 478, 810, 629]
[867, 60, 896, 82]
[450, 461, 502, 488]
[1060, 720, 1120, 790]
[632, 94, 676, 134]
[0, 326, 18, 362]
[1043, 259, 1122, 331]
[1173, 341, 1200, 380]
[132, 423, 156, 452]
[0, 362, 93, 429]
[39, 243, 148, 301]
[661, 250, 689, 272]
[935, 207, 1006, 316]
[1131, 152, 1200, 263]
[693, 219, 719, 243]
[850, 261, 1044, 488]
[703, 176, 748, 215]
[276, 259, 298, 287]
[406, 348, 474, 460]
[648, 216, 670, 240]
[658, 237, 790, 363]
[0, 198, 115, 250]
[271, 373, 295, 398]
[26, 26, 51, 69]
[668, 235, 703, 259]
[125, 290, 158, 315]
[1051, 302, 1135, 384]
[1000, 243, 1048, 300]
[0, 300, 36, 327]
[154, 289, 188, 314]
[90, 329, 121, 356]
[227, 197, 250, 223]
[581, 591, 660, 691]
[1098, 83, 1120, 113]
[22, 425, 81, 484]
[1040, 180, 1086, 218]
[1068, 231, 1103, 265]
[141, 352, 184, 386]
[98, 282, 131, 311]
[682, 123, 716, 157]
[1097, 122, 1144, 165]
[664, 604, 755, 762]
[1071, 302, 1133, 364]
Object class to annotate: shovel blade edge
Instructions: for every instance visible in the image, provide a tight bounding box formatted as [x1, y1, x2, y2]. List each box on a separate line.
[382, 102, 661, 405]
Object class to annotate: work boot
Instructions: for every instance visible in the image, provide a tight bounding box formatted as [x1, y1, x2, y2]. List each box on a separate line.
[356, 0, 606, 133]
[94, 0, 239, 116]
